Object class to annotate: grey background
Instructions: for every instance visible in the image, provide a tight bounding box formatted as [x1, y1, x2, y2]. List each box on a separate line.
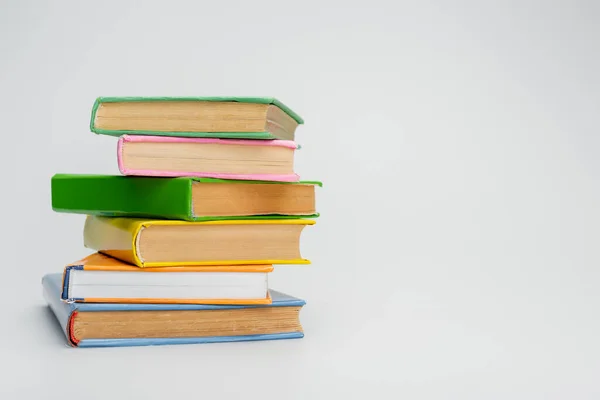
[1, 0, 599, 398]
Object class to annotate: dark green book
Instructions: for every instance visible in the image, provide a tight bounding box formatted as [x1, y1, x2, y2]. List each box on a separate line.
[90, 97, 304, 140]
[51, 174, 321, 221]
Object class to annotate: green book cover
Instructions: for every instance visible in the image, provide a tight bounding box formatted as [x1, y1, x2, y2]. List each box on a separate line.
[51, 174, 321, 222]
[90, 96, 304, 139]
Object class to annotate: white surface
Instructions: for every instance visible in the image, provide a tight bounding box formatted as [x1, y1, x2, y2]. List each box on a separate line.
[2, 0, 600, 399]
[69, 270, 268, 299]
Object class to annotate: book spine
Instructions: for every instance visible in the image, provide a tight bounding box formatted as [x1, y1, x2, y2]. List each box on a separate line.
[42, 274, 76, 346]
[51, 175, 193, 221]
[83, 216, 142, 267]
[90, 97, 101, 133]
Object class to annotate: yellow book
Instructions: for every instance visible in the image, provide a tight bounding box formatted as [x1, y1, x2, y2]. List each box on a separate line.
[83, 216, 316, 268]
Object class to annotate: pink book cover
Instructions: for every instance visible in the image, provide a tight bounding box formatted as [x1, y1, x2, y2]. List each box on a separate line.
[117, 135, 300, 182]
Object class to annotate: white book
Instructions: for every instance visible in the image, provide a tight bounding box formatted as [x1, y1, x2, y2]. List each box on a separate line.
[60, 253, 273, 304]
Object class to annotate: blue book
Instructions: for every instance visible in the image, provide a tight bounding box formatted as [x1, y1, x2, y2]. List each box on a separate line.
[42, 273, 305, 348]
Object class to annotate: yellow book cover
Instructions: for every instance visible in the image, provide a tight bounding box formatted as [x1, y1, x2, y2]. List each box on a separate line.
[83, 216, 315, 268]
[61, 252, 275, 305]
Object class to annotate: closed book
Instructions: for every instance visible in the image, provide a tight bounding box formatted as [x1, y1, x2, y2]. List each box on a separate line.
[51, 174, 321, 221]
[61, 253, 273, 305]
[117, 135, 300, 182]
[91, 96, 303, 140]
[83, 216, 315, 267]
[43, 273, 305, 348]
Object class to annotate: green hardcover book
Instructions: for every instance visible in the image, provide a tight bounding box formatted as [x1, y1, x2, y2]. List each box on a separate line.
[90, 97, 304, 140]
[51, 174, 321, 222]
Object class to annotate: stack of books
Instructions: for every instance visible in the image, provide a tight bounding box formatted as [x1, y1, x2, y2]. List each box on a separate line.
[44, 97, 321, 348]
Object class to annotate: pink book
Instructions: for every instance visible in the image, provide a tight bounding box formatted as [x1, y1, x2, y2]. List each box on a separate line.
[117, 135, 300, 182]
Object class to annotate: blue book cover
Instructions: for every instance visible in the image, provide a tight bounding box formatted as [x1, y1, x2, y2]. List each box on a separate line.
[42, 273, 305, 348]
